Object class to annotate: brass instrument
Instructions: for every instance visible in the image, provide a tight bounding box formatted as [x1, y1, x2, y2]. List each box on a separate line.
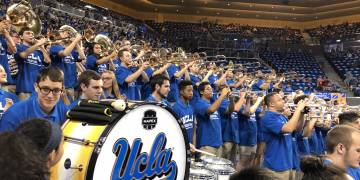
[93, 34, 113, 57]
[6, 0, 42, 35]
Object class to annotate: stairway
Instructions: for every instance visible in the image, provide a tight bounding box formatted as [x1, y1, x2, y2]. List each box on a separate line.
[310, 46, 354, 96]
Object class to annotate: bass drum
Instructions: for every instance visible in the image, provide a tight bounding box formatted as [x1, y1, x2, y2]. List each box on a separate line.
[51, 102, 190, 180]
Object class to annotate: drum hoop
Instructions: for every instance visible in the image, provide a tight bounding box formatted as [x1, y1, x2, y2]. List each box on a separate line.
[85, 102, 191, 180]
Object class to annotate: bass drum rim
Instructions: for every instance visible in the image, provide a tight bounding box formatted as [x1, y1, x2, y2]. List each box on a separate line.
[85, 102, 191, 180]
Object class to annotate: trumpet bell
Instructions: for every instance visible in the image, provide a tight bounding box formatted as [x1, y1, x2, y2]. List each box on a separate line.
[6, 1, 42, 35]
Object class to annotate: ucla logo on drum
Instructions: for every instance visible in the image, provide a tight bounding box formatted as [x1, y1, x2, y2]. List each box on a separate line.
[111, 132, 178, 180]
[142, 109, 157, 130]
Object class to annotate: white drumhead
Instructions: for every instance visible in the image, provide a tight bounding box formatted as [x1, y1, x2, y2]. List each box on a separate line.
[91, 104, 189, 180]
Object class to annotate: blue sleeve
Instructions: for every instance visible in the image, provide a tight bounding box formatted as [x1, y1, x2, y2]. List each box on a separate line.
[167, 64, 178, 79]
[116, 68, 131, 85]
[0, 106, 21, 132]
[218, 100, 229, 115]
[86, 55, 97, 70]
[194, 101, 210, 116]
[262, 114, 285, 134]
[60, 103, 70, 125]
[50, 45, 64, 59]
[145, 67, 153, 78]
[14, 44, 27, 62]
[253, 79, 264, 90]
[72, 51, 79, 62]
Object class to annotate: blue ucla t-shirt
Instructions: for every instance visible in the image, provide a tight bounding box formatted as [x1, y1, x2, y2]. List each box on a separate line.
[167, 64, 181, 102]
[0, 89, 18, 119]
[0, 36, 14, 85]
[15, 44, 46, 93]
[348, 167, 360, 180]
[0, 95, 68, 132]
[261, 111, 293, 171]
[189, 73, 201, 107]
[172, 99, 195, 143]
[86, 54, 108, 73]
[194, 98, 222, 148]
[238, 107, 261, 146]
[50, 45, 79, 88]
[116, 65, 140, 100]
[219, 99, 240, 144]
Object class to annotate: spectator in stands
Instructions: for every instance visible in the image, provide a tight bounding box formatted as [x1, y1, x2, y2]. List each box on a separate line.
[16, 118, 64, 168]
[0, 67, 68, 132]
[0, 131, 49, 180]
[15, 27, 51, 100]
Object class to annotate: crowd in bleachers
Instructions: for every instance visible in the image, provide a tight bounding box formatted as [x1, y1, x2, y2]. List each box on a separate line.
[306, 22, 360, 43]
[325, 50, 360, 95]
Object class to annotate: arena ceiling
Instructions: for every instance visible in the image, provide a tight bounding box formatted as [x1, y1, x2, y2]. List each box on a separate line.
[111, 0, 360, 21]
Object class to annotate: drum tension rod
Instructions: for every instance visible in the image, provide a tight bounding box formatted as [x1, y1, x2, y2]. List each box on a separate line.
[64, 136, 97, 145]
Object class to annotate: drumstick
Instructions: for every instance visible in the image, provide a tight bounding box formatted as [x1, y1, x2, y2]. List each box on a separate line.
[194, 149, 217, 157]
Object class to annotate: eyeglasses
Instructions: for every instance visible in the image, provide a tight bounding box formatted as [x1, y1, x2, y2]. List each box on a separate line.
[38, 85, 63, 95]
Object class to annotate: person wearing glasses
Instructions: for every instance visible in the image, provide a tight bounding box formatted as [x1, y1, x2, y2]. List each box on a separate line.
[0, 67, 68, 132]
[15, 27, 51, 100]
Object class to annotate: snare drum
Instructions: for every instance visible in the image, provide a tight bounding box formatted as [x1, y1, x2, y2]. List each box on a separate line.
[190, 167, 216, 180]
[51, 102, 190, 180]
[201, 156, 233, 166]
[206, 164, 235, 180]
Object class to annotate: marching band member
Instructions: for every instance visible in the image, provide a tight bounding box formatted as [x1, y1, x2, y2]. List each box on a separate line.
[261, 92, 307, 179]
[0, 64, 18, 118]
[172, 80, 196, 151]
[116, 49, 149, 100]
[101, 70, 123, 99]
[0, 19, 16, 90]
[5, 30, 20, 93]
[237, 92, 264, 170]
[146, 74, 171, 106]
[69, 70, 103, 109]
[219, 88, 246, 163]
[194, 81, 230, 156]
[86, 42, 117, 73]
[0, 67, 68, 132]
[50, 28, 85, 101]
[15, 27, 51, 100]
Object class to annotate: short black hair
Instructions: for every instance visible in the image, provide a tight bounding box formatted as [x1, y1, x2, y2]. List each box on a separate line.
[0, 132, 49, 180]
[36, 66, 64, 84]
[338, 111, 360, 125]
[16, 118, 62, 155]
[19, 27, 33, 36]
[150, 74, 169, 92]
[230, 167, 278, 180]
[264, 92, 278, 106]
[178, 80, 193, 91]
[78, 70, 101, 87]
[118, 49, 129, 58]
[198, 81, 210, 96]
